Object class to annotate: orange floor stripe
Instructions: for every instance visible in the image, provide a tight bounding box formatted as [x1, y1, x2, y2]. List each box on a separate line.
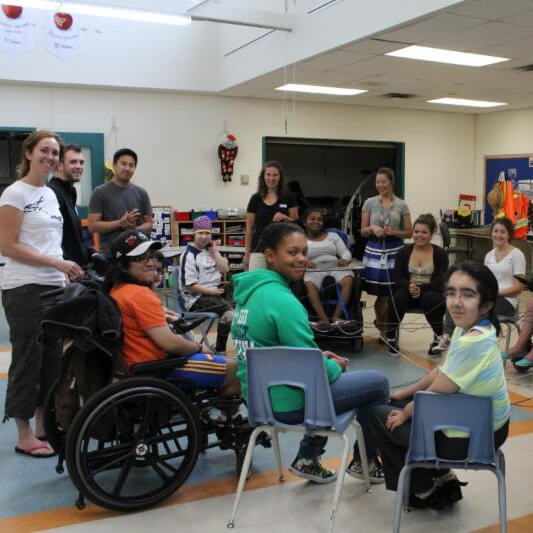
[0, 372, 6, 380]
[473, 512, 533, 533]
[0, 458, 342, 532]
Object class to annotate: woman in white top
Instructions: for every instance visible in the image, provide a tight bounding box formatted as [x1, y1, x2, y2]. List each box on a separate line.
[0, 130, 83, 457]
[484, 217, 525, 317]
[303, 209, 354, 325]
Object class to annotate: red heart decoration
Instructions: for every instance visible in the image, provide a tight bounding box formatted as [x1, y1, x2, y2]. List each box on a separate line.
[54, 12, 73, 31]
[2, 5, 23, 19]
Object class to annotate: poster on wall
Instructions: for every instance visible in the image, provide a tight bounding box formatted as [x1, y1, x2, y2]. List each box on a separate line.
[0, 5, 34, 56]
[484, 154, 533, 224]
[45, 11, 80, 60]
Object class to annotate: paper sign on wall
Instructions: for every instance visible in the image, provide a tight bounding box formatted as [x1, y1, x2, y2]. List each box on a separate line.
[46, 11, 80, 60]
[0, 5, 34, 56]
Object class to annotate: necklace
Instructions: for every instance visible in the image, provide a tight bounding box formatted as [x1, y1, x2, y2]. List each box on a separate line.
[379, 196, 394, 228]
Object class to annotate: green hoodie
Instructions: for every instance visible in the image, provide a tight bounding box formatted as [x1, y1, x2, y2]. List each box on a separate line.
[231, 268, 342, 412]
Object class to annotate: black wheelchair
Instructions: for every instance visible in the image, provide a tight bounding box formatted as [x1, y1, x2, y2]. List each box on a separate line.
[41, 279, 268, 513]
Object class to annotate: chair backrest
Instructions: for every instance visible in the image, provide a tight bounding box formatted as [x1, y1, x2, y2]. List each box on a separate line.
[408, 391, 496, 465]
[246, 347, 338, 430]
[439, 221, 451, 249]
[325, 227, 350, 248]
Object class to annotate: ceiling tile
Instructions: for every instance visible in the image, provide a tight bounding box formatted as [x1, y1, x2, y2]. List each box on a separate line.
[450, 0, 533, 20]
[343, 38, 406, 54]
[377, 13, 486, 44]
[423, 20, 533, 50]
[501, 9, 533, 27]
[300, 50, 370, 70]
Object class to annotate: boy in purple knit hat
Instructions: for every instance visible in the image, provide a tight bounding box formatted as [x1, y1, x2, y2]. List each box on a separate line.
[179, 216, 234, 352]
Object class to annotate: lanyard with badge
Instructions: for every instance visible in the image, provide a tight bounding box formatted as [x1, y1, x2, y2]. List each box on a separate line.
[379, 198, 394, 267]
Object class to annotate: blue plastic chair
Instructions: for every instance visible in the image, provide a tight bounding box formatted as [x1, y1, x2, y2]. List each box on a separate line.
[393, 391, 507, 533]
[170, 268, 218, 350]
[227, 347, 370, 533]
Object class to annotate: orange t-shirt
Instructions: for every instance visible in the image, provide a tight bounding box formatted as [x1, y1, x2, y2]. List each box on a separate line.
[111, 283, 167, 368]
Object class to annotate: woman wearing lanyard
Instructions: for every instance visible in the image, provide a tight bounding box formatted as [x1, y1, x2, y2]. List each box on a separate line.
[244, 161, 298, 271]
[360, 168, 412, 343]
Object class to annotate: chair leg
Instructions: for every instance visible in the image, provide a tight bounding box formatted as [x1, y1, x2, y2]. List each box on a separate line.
[327, 432, 350, 533]
[227, 426, 265, 528]
[270, 427, 285, 481]
[393, 465, 411, 533]
[352, 420, 371, 492]
[494, 463, 507, 533]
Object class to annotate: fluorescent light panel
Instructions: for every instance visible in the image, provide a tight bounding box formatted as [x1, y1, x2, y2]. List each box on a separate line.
[276, 83, 367, 96]
[386, 45, 508, 67]
[12, 1, 191, 26]
[427, 97, 507, 108]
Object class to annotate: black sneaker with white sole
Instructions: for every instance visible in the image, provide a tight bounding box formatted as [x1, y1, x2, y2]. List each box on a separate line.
[385, 338, 400, 356]
[289, 457, 337, 484]
[346, 458, 385, 484]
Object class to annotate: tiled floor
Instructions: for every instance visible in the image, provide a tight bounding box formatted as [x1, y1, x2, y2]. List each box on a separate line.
[0, 295, 532, 532]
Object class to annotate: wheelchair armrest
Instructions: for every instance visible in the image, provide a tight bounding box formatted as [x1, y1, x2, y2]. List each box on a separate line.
[182, 311, 218, 321]
[170, 316, 208, 334]
[130, 356, 188, 376]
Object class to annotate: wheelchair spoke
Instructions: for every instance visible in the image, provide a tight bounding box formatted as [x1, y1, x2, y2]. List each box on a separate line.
[87, 447, 133, 475]
[151, 461, 171, 482]
[111, 458, 134, 497]
[139, 396, 159, 439]
[155, 456, 178, 474]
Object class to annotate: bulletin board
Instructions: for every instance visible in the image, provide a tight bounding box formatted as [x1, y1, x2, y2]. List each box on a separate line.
[151, 205, 174, 245]
[484, 154, 533, 224]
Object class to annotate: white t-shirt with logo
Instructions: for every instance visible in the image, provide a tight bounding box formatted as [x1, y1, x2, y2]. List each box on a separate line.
[0, 180, 66, 289]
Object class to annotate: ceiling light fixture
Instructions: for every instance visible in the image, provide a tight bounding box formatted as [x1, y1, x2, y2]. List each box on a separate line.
[11, 1, 192, 26]
[427, 97, 507, 108]
[275, 83, 367, 96]
[386, 45, 508, 67]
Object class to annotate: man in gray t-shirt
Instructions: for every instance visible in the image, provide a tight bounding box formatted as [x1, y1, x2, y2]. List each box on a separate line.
[88, 148, 153, 253]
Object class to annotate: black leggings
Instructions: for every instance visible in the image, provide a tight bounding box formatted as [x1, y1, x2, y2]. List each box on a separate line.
[387, 288, 445, 338]
[365, 402, 509, 494]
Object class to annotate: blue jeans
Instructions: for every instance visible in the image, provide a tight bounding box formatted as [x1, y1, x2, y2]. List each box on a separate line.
[275, 369, 389, 461]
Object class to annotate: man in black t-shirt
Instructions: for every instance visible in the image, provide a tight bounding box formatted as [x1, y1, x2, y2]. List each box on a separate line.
[48, 144, 92, 267]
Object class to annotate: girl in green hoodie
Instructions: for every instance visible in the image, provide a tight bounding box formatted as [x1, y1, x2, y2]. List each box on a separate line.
[231, 222, 389, 484]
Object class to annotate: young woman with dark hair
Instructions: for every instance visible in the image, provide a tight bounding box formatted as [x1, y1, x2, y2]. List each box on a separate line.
[105, 230, 240, 399]
[302, 208, 354, 325]
[385, 213, 448, 356]
[231, 222, 389, 484]
[362, 261, 510, 508]
[360, 167, 412, 343]
[244, 161, 299, 271]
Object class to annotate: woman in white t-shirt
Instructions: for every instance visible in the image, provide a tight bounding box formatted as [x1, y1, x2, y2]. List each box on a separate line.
[303, 209, 354, 325]
[484, 217, 525, 317]
[0, 130, 83, 458]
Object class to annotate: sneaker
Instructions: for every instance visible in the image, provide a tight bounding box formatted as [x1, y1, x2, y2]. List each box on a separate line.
[429, 334, 450, 356]
[346, 458, 385, 484]
[289, 457, 337, 484]
[385, 338, 400, 357]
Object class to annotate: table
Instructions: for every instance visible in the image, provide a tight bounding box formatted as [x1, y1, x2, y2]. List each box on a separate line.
[306, 259, 364, 273]
[450, 227, 533, 274]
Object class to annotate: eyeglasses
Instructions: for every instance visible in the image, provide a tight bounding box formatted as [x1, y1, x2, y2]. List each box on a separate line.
[130, 252, 155, 264]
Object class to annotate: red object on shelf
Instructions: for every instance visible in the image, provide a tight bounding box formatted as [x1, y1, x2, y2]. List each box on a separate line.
[227, 237, 245, 247]
[175, 211, 190, 221]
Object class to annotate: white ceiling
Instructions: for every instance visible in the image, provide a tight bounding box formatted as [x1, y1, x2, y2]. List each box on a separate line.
[221, 0, 533, 113]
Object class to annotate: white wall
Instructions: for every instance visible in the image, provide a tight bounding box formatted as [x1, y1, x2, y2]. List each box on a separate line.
[475, 109, 533, 215]
[1, 83, 475, 219]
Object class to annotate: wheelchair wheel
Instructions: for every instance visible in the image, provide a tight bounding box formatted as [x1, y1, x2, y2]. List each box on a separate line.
[65, 377, 202, 512]
[43, 379, 65, 455]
